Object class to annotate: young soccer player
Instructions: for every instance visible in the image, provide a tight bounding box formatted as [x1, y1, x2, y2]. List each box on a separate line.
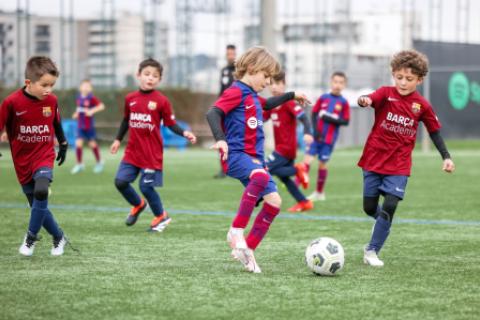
[263, 71, 314, 212]
[110, 58, 196, 232]
[303, 71, 350, 202]
[206, 46, 310, 273]
[0, 56, 69, 256]
[71, 79, 105, 174]
[357, 50, 455, 267]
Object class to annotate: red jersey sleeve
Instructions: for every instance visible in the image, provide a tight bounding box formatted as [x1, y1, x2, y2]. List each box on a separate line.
[263, 109, 271, 121]
[161, 98, 176, 126]
[420, 103, 442, 133]
[286, 100, 304, 117]
[368, 86, 388, 109]
[91, 96, 101, 107]
[312, 97, 322, 113]
[0, 97, 13, 131]
[341, 99, 350, 121]
[123, 97, 130, 120]
[214, 87, 243, 114]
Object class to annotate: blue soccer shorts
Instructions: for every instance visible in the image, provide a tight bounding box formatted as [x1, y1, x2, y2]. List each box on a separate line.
[362, 170, 409, 200]
[77, 127, 97, 140]
[306, 141, 334, 162]
[115, 161, 163, 188]
[226, 152, 277, 197]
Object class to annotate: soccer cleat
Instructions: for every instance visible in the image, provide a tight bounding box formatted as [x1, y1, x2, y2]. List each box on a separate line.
[227, 227, 247, 250]
[363, 246, 384, 267]
[288, 200, 314, 212]
[231, 248, 262, 273]
[70, 163, 85, 175]
[93, 161, 104, 174]
[294, 163, 309, 189]
[125, 198, 147, 226]
[51, 235, 68, 256]
[19, 232, 41, 256]
[149, 212, 172, 232]
[307, 191, 326, 202]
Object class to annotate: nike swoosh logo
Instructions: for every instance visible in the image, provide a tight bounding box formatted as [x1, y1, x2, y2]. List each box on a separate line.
[39, 171, 49, 174]
[247, 192, 257, 198]
[16, 111, 27, 116]
[245, 104, 255, 110]
[395, 187, 404, 192]
[144, 179, 154, 183]
[388, 97, 399, 102]
[130, 101, 137, 106]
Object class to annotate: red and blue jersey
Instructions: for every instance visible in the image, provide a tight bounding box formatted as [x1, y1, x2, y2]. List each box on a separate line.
[214, 81, 265, 159]
[312, 93, 350, 145]
[76, 93, 101, 130]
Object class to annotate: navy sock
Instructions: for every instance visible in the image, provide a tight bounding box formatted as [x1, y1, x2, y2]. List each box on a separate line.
[271, 166, 296, 178]
[29, 199, 48, 235]
[140, 185, 164, 216]
[368, 215, 391, 253]
[43, 209, 63, 239]
[118, 184, 141, 207]
[281, 177, 307, 202]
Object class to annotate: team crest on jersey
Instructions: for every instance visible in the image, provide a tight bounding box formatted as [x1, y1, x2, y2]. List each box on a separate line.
[252, 159, 261, 165]
[148, 101, 157, 110]
[411, 102, 421, 114]
[42, 106, 52, 117]
[335, 103, 342, 111]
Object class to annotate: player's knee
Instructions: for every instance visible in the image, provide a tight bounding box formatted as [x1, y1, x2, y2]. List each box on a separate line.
[380, 194, 400, 222]
[363, 196, 379, 217]
[318, 161, 327, 169]
[75, 139, 83, 148]
[88, 140, 97, 148]
[33, 177, 49, 201]
[250, 170, 269, 187]
[114, 179, 129, 191]
[264, 192, 282, 207]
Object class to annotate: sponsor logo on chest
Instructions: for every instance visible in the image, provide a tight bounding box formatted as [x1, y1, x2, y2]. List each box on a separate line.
[386, 111, 415, 127]
[20, 125, 50, 134]
[247, 116, 263, 129]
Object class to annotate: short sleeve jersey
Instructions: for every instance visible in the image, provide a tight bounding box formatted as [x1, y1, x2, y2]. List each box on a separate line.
[358, 86, 441, 175]
[0, 89, 60, 184]
[214, 81, 265, 159]
[263, 100, 304, 160]
[76, 93, 101, 130]
[312, 93, 350, 145]
[122, 90, 176, 170]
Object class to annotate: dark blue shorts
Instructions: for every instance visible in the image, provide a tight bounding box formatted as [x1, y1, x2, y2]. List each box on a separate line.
[227, 152, 277, 197]
[266, 151, 293, 174]
[363, 170, 408, 200]
[306, 141, 334, 162]
[115, 161, 163, 188]
[21, 167, 53, 195]
[77, 128, 97, 140]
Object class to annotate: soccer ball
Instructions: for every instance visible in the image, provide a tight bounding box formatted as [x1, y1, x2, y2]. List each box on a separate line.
[305, 237, 345, 276]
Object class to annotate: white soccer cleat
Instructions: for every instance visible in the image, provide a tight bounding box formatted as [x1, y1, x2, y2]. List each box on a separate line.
[51, 236, 67, 256]
[231, 248, 262, 273]
[307, 191, 326, 202]
[363, 246, 384, 267]
[71, 164, 85, 175]
[19, 233, 40, 256]
[93, 161, 104, 174]
[227, 227, 247, 250]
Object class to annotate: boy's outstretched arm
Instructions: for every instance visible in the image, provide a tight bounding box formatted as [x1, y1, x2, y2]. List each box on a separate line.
[429, 130, 455, 173]
[358, 95, 372, 107]
[166, 123, 197, 144]
[298, 113, 314, 145]
[110, 118, 129, 154]
[319, 111, 349, 126]
[263, 92, 311, 110]
[206, 107, 228, 160]
[53, 113, 68, 166]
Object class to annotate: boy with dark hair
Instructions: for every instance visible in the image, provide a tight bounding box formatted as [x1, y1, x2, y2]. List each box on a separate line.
[357, 50, 455, 267]
[206, 46, 310, 273]
[263, 71, 314, 212]
[0, 56, 69, 256]
[71, 79, 105, 174]
[303, 71, 350, 201]
[110, 58, 196, 232]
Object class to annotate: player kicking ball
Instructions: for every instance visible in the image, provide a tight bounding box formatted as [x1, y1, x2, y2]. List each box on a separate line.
[0, 56, 70, 256]
[111, 58, 196, 232]
[206, 46, 310, 273]
[262, 71, 314, 212]
[357, 50, 455, 267]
